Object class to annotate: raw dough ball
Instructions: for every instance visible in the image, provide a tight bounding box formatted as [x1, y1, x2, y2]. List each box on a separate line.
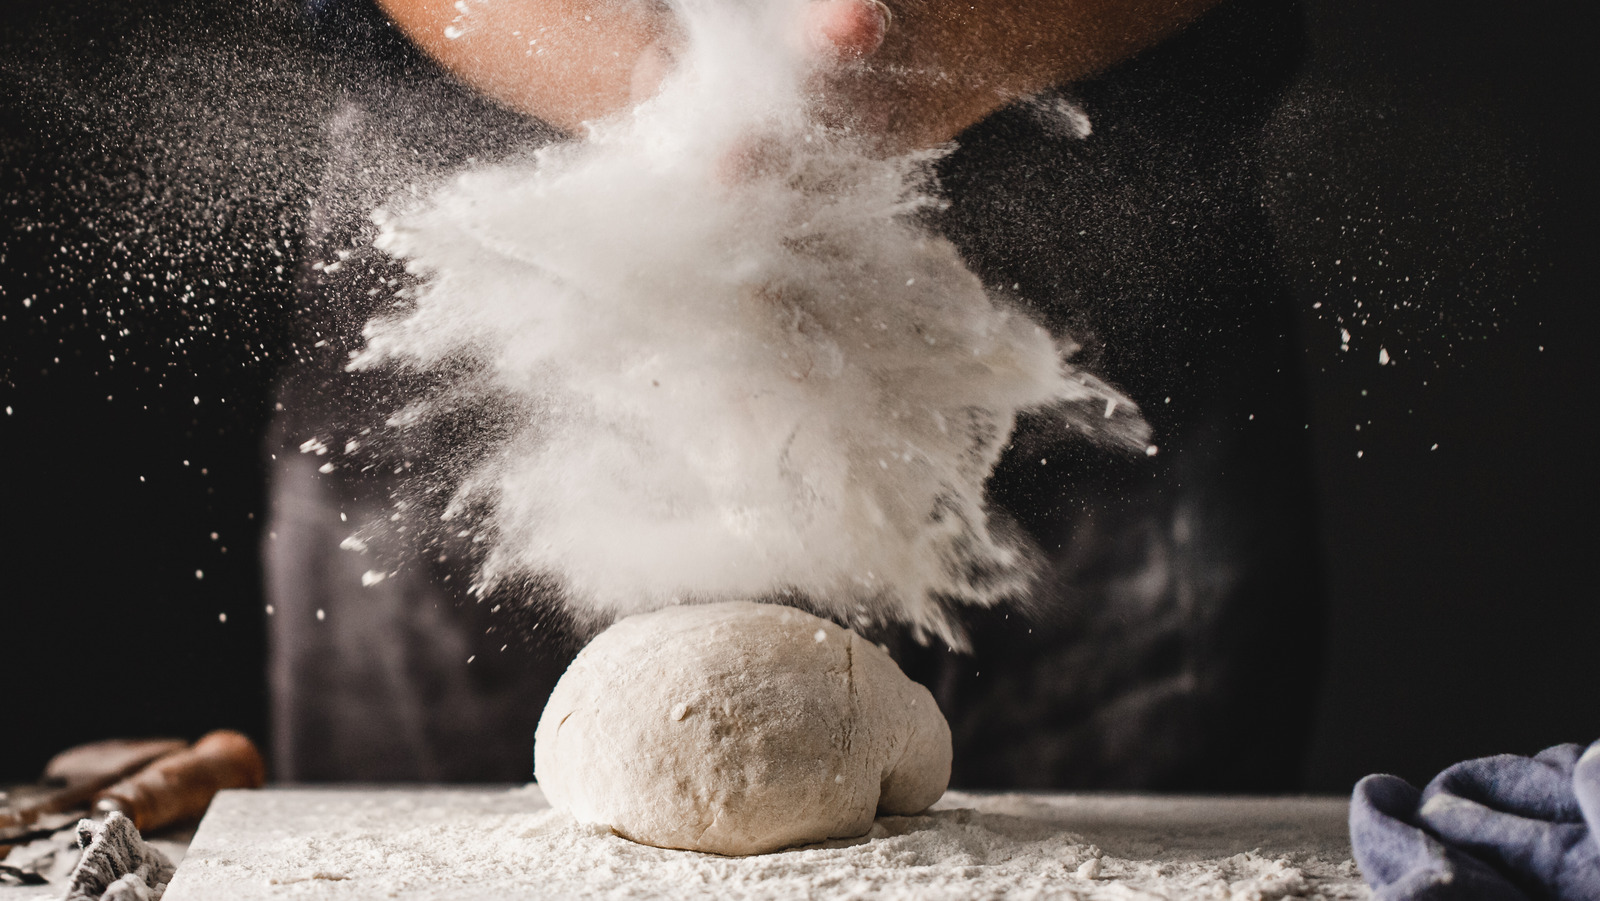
[534, 601, 951, 855]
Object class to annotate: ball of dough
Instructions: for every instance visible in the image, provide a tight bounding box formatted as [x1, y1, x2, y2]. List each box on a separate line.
[533, 601, 951, 856]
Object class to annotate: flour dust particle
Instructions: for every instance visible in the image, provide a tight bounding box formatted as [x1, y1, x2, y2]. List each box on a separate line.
[351, 0, 1148, 646]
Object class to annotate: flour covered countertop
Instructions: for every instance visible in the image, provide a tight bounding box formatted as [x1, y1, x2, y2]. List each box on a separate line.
[163, 786, 1369, 900]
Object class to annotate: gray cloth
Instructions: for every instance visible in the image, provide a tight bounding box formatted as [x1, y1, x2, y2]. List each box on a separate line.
[1351, 741, 1600, 900]
[62, 813, 175, 901]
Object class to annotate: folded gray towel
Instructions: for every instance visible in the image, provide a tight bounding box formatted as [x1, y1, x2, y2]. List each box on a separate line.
[1350, 740, 1600, 900]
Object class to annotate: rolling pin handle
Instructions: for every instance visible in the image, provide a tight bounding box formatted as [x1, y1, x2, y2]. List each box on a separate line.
[91, 729, 266, 833]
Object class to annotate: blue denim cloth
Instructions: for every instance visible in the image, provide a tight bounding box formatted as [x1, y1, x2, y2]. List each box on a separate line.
[1351, 741, 1600, 900]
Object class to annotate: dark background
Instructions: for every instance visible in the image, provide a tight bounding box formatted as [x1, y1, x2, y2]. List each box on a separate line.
[2, 0, 1596, 791]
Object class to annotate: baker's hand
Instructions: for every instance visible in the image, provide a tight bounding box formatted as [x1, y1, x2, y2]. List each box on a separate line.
[816, 0, 1225, 151]
[376, 0, 1222, 152]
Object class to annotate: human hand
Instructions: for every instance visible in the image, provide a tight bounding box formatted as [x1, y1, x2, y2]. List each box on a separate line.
[814, 0, 1224, 151]
[377, 0, 1222, 152]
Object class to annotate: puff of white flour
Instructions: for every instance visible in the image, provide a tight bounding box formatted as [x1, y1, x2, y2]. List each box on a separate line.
[533, 601, 951, 856]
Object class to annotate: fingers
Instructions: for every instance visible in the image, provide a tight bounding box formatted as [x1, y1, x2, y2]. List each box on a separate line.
[629, 37, 679, 104]
[377, 0, 674, 132]
[633, 0, 886, 111]
[802, 0, 891, 64]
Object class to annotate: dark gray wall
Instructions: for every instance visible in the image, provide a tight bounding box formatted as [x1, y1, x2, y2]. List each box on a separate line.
[1277, 0, 1600, 789]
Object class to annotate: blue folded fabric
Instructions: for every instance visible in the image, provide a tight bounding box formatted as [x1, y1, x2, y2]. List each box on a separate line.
[1350, 740, 1600, 900]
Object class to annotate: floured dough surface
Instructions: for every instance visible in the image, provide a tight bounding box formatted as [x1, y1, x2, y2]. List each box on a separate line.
[533, 601, 951, 855]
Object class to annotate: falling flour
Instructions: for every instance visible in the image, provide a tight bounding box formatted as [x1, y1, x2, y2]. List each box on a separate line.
[163, 787, 1370, 900]
[349, 0, 1148, 646]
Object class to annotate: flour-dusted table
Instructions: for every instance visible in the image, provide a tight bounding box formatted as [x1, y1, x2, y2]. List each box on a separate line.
[155, 786, 1369, 899]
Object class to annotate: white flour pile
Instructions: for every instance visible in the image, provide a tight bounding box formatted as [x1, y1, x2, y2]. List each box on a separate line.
[164, 788, 1370, 900]
[350, 0, 1148, 646]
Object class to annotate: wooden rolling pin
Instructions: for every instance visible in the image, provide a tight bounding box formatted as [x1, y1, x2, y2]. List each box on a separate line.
[0, 738, 186, 843]
[91, 730, 266, 833]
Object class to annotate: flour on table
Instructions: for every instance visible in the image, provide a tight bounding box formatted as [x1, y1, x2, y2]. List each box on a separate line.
[163, 788, 1370, 900]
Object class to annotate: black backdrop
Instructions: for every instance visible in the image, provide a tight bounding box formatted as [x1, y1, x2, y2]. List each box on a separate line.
[2, 0, 1596, 789]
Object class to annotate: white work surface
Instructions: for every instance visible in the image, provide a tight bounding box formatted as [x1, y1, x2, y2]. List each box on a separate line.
[162, 786, 1370, 899]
